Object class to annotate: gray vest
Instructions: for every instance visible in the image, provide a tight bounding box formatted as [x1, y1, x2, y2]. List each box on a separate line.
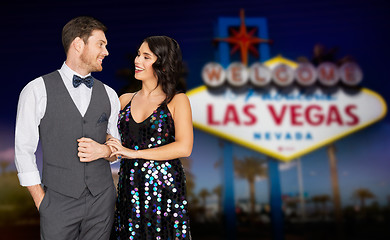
[39, 71, 113, 198]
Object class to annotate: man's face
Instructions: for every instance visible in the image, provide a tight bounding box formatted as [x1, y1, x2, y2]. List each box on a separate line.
[80, 30, 109, 73]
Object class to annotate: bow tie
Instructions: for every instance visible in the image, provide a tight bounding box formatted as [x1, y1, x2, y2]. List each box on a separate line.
[72, 75, 94, 88]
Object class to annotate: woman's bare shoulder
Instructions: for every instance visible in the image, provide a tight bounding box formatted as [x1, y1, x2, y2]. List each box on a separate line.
[119, 92, 136, 110]
[171, 93, 189, 103]
[168, 93, 191, 118]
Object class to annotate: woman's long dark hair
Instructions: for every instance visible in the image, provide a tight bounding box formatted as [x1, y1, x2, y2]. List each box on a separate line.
[143, 36, 184, 104]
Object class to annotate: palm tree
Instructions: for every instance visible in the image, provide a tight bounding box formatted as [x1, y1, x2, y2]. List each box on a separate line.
[310, 196, 321, 215]
[180, 157, 196, 200]
[353, 188, 375, 209]
[0, 159, 11, 175]
[304, 44, 355, 222]
[327, 144, 343, 222]
[199, 188, 210, 210]
[234, 156, 267, 215]
[387, 195, 390, 207]
[319, 195, 331, 213]
[213, 185, 222, 214]
[309, 46, 354, 238]
[311, 194, 331, 218]
[214, 156, 267, 215]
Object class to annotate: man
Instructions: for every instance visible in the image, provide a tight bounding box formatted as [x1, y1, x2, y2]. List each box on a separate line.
[14, 16, 120, 239]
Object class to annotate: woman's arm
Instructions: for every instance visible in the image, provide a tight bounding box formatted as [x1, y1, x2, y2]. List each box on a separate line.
[104, 134, 119, 162]
[104, 93, 135, 162]
[107, 93, 193, 160]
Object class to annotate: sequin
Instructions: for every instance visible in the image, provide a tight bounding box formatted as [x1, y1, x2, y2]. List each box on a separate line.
[111, 99, 191, 239]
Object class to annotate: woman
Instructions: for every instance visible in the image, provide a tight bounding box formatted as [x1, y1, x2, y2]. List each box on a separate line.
[108, 36, 193, 240]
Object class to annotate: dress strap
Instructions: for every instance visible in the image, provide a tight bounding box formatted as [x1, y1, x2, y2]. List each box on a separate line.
[130, 91, 138, 103]
[121, 91, 139, 111]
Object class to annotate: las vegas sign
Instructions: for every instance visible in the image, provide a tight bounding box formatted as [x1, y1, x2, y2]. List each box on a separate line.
[188, 56, 387, 162]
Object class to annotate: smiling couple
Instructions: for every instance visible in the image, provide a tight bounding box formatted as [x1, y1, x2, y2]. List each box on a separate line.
[15, 16, 193, 240]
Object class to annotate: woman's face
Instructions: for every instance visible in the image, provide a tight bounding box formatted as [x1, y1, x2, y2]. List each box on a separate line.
[134, 42, 158, 81]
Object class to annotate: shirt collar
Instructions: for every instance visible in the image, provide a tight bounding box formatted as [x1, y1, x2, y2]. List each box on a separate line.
[60, 62, 92, 82]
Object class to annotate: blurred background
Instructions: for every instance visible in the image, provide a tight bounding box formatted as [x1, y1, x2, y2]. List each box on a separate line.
[1, 0, 390, 239]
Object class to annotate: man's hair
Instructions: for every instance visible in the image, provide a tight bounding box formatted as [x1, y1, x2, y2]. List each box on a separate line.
[62, 16, 107, 55]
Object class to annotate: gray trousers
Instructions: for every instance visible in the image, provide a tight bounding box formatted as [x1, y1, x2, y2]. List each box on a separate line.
[39, 185, 116, 240]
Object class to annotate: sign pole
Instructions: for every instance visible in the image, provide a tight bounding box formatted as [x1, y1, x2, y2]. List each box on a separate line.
[297, 158, 306, 221]
[268, 159, 284, 240]
[222, 140, 236, 239]
[327, 143, 344, 239]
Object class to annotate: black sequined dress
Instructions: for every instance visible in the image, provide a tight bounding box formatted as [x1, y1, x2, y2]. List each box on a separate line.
[111, 96, 191, 240]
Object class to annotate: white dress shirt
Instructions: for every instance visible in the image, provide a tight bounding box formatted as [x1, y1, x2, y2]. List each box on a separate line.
[15, 63, 121, 186]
